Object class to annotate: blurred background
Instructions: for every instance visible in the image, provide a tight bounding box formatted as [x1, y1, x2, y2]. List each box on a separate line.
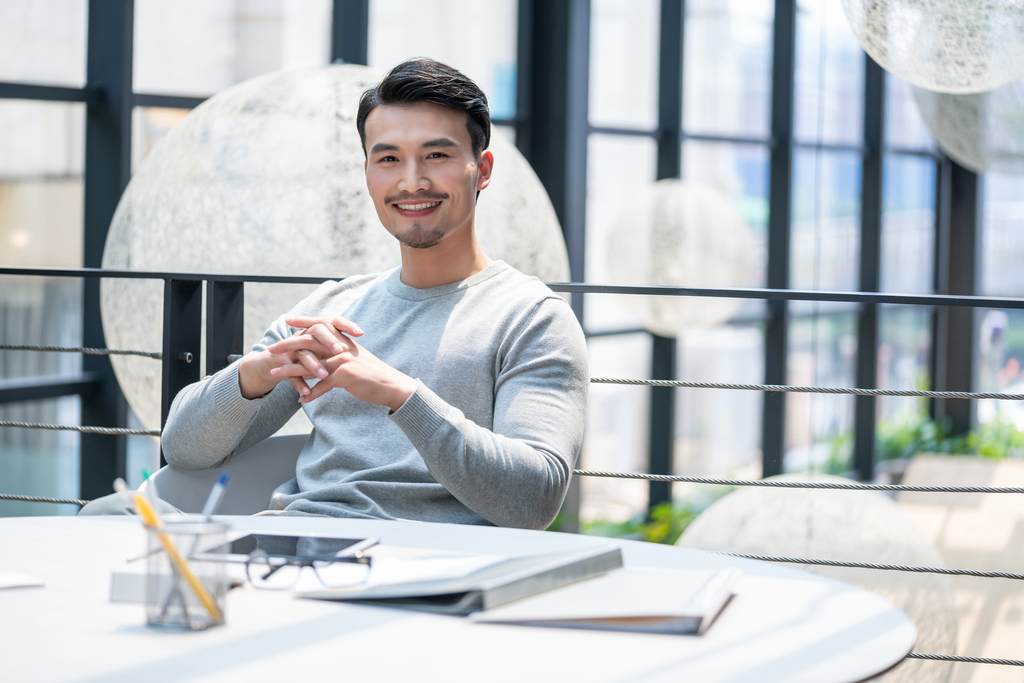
[1, 0, 1022, 535]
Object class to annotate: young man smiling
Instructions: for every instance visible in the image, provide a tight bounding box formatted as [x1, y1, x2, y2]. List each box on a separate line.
[152, 59, 590, 529]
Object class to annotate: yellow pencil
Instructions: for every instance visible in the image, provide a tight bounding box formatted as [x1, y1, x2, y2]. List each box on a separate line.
[133, 493, 223, 623]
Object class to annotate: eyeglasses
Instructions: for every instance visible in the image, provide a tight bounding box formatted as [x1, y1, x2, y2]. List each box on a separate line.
[243, 548, 372, 591]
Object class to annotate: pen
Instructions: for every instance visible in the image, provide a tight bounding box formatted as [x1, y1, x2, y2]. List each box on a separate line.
[200, 471, 230, 520]
[337, 537, 379, 560]
[142, 468, 161, 503]
[133, 493, 223, 623]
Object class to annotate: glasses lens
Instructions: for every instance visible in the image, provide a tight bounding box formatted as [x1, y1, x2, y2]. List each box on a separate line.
[245, 558, 298, 590]
[310, 560, 372, 589]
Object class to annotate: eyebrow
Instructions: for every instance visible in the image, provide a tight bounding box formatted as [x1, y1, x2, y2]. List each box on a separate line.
[369, 138, 459, 155]
[422, 138, 458, 149]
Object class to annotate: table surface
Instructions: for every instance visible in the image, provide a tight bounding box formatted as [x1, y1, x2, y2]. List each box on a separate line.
[0, 515, 915, 683]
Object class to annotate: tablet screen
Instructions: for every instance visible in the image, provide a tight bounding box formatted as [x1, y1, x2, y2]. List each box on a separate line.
[216, 533, 366, 561]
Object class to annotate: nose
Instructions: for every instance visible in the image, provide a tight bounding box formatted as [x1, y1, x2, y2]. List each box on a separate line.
[397, 159, 430, 193]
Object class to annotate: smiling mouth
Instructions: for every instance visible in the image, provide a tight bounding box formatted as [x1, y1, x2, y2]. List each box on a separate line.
[394, 201, 441, 212]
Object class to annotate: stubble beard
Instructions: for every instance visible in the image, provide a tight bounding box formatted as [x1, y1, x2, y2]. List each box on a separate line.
[396, 223, 446, 249]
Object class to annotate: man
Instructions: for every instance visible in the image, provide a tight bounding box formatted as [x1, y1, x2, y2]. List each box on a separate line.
[84, 59, 588, 529]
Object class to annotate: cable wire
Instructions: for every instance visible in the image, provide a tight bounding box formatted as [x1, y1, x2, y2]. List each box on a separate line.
[0, 493, 89, 506]
[0, 344, 162, 359]
[717, 552, 1024, 580]
[0, 420, 160, 436]
[590, 376, 1024, 400]
[906, 653, 1024, 666]
[572, 469, 1024, 494]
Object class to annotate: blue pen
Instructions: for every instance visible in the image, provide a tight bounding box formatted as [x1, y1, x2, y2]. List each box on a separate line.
[142, 468, 160, 503]
[200, 471, 231, 520]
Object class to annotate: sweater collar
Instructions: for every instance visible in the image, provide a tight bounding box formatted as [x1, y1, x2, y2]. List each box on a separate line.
[386, 260, 509, 301]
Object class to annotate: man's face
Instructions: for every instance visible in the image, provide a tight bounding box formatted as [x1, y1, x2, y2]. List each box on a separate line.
[363, 102, 492, 250]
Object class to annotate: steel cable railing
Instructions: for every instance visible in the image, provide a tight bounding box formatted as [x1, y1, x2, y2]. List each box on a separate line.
[4, 271, 1024, 668]
[0, 344, 162, 359]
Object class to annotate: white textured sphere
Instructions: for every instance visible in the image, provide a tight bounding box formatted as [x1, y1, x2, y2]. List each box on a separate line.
[679, 474, 957, 683]
[101, 65, 569, 432]
[841, 0, 1024, 94]
[913, 79, 1024, 173]
[606, 179, 755, 337]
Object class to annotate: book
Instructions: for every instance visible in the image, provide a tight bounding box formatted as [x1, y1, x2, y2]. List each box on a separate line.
[299, 545, 623, 616]
[470, 566, 742, 635]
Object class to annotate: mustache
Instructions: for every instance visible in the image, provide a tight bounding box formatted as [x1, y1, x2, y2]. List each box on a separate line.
[386, 192, 449, 204]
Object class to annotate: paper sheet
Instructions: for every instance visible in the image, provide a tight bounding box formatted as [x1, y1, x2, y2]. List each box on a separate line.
[0, 573, 43, 590]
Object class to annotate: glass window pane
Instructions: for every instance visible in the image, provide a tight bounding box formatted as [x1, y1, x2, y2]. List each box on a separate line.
[790, 149, 862, 292]
[981, 173, 1024, 297]
[368, 0, 518, 120]
[0, 100, 85, 267]
[584, 133, 657, 331]
[581, 333, 652, 524]
[793, 0, 864, 145]
[677, 325, 764, 479]
[884, 74, 935, 150]
[786, 311, 857, 472]
[876, 306, 931, 450]
[589, 0, 659, 130]
[976, 309, 1024, 427]
[683, 140, 770, 289]
[0, 0, 86, 87]
[981, 173, 1024, 425]
[0, 100, 85, 180]
[1, 99, 85, 516]
[131, 107, 191, 171]
[0, 395, 81, 517]
[134, 0, 332, 96]
[881, 154, 935, 294]
[683, 0, 773, 139]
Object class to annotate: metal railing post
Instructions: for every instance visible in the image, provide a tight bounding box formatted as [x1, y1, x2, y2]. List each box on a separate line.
[206, 281, 245, 376]
[160, 279, 203, 466]
[853, 56, 886, 480]
[762, 0, 797, 478]
[80, 0, 134, 498]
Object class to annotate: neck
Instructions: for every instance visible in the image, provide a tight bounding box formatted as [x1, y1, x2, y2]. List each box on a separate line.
[398, 224, 492, 289]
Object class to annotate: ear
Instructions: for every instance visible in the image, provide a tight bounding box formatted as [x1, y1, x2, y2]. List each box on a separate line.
[476, 150, 494, 191]
[363, 160, 367, 172]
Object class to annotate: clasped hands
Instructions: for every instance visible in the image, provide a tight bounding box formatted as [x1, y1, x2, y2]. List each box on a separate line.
[237, 315, 417, 413]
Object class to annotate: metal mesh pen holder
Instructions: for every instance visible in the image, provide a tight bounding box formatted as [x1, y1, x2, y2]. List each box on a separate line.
[145, 521, 228, 630]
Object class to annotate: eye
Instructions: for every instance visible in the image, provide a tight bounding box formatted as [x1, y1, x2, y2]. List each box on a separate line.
[377, 155, 398, 163]
[427, 151, 448, 159]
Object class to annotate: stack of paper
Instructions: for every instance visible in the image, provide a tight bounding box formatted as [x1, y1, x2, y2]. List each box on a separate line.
[470, 566, 741, 635]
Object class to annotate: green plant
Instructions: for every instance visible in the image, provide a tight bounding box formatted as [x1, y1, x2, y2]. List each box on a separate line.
[825, 413, 1024, 470]
[966, 419, 1024, 459]
[572, 487, 733, 545]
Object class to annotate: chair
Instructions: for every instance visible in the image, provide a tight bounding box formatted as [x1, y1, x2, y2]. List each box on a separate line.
[140, 433, 308, 515]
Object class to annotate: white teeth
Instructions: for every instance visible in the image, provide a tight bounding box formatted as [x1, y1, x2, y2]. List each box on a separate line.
[396, 201, 440, 211]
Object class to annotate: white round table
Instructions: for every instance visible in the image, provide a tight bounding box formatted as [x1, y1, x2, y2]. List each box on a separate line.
[0, 516, 914, 682]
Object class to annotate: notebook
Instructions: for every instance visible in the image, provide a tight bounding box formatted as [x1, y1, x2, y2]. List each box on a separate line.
[300, 544, 623, 615]
[470, 566, 741, 635]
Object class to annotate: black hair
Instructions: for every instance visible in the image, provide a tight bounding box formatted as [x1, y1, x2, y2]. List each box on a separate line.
[357, 58, 491, 158]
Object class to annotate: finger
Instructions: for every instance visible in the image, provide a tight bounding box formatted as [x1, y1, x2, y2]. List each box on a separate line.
[287, 315, 363, 337]
[299, 377, 336, 403]
[268, 334, 330, 357]
[305, 323, 348, 355]
[288, 377, 311, 396]
[270, 361, 315, 378]
[331, 315, 363, 337]
[294, 348, 328, 379]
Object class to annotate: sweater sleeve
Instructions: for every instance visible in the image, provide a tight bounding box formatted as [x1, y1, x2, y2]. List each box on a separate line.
[388, 298, 589, 530]
[161, 316, 303, 470]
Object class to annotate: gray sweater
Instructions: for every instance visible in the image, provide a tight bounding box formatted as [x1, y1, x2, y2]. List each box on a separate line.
[162, 261, 589, 529]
